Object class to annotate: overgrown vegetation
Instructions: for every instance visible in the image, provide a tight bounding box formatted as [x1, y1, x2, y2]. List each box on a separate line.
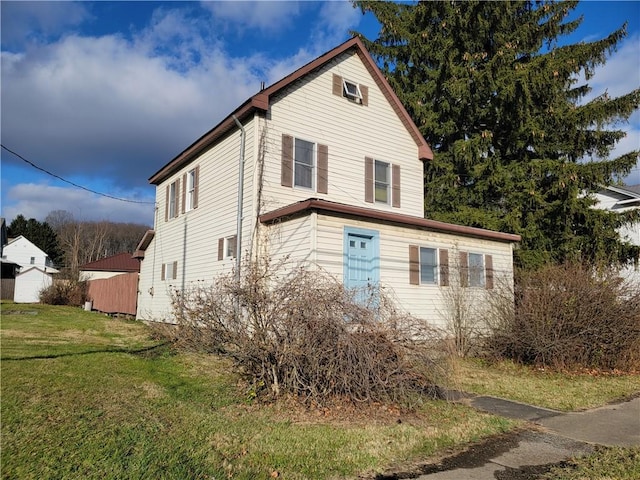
[484, 263, 640, 371]
[39, 276, 88, 306]
[159, 258, 447, 405]
[1, 302, 516, 480]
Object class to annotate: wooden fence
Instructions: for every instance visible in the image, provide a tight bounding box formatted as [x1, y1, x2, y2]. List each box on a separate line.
[87, 272, 138, 316]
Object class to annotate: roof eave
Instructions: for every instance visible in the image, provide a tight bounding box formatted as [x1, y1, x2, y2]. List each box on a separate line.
[259, 199, 521, 243]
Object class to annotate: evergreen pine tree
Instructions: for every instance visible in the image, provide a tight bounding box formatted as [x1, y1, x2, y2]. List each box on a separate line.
[355, 0, 639, 268]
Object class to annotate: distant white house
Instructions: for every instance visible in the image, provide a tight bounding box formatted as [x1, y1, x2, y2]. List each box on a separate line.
[2, 235, 59, 303]
[2, 235, 59, 273]
[14, 267, 54, 303]
[594, 184, 640, 283]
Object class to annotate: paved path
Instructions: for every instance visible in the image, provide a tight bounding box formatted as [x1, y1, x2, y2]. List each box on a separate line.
[410, 393, 640, 479]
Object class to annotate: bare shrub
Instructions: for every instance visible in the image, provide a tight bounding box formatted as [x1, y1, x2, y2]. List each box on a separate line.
[39, 277, 88, 306]
[158, 258, 447, 405]
[484, 263, 640, 371]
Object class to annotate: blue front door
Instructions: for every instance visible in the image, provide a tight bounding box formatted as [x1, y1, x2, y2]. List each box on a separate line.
[344, 227, 379, 305]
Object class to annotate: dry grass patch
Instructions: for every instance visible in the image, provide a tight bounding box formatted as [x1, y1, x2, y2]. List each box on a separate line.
[451, 358, 640, 411]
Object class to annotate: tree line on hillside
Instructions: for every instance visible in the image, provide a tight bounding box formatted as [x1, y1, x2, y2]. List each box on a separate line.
[7, 212, 150, 276]
[355, 0, 640, 269]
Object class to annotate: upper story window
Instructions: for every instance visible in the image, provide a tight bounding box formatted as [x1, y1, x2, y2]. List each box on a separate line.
[168, 180, 178, 219]
[165, 165, 199, 222]
[30, 257, 35, 264]
[365, 157, 400, 207]
[342, 79, 362, 101]
[185, 168, 197, 211]
[281, 134, 328, 194]
[374, 160, 390, 204]
[294, 138, 315, 189]
[332, 74, 368, 106]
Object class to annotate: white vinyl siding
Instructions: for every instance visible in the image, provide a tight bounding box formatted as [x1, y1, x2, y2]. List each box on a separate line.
[315, 213, 514, 329]
[261, 51, 423, 217]
[137, 116, 257, 321]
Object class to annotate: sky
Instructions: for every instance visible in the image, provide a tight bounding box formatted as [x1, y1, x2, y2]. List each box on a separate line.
[1, 1, 639, 227]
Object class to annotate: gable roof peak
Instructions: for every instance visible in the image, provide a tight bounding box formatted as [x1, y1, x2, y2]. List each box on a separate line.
[149, 37, 433, 185]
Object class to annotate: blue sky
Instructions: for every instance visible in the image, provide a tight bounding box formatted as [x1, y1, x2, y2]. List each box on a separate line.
[1, 1, 639, 226]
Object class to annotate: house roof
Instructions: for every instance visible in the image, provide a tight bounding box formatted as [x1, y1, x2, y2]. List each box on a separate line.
[259, 198, 521, 243]
[80, 252, 141, 272]
[132, 230, 155, 259]
[149, 37, 433, 185]
[16, 266, 54, 277]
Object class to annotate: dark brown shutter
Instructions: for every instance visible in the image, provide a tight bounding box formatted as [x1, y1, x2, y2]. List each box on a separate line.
[392, 164, 401, 208]
[439, 249, 449, 286]
[459, 251, 469, 287]
[485, 254, 494, 290]
[364, 157, 374, 203]
[317, 144, 328, 194]
[332, 74, 343, 96]
[409, 245, 420, 285]
[174, 181, 180, 218]
[164, 185, 169, 222]
[172, 261, 178, 280]
[360, 84, 368, 106]
[281, 134, 293, 187]
[193, 165, 200, 209]
[161, 263, 166, 281]
[181, 174, 187, 214]
[218, 238, 224, 261]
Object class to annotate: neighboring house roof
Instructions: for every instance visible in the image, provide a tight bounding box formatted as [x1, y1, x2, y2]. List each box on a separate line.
[80, 252, 141, 273]
[133, 230, 155, 259]
[598, 184, 640, 209]
[149, 37, 434, 185]
[15, 266, 53, 278]
[260, 198, 522, 243]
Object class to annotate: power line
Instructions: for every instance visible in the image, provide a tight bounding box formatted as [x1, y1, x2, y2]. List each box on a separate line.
[1, 144, 155, 205]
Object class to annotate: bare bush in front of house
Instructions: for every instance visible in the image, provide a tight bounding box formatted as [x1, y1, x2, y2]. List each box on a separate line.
[484, 263, 640, 371]
[39, 277, 88, 306]
[159, 257, 446, 405]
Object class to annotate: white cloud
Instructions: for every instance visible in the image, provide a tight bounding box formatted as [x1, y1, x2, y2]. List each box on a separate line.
[201, 0, 302, 35]
[2, 183, 156, 225]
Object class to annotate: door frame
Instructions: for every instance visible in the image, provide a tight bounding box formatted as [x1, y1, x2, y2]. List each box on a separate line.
[342, 226, 380, 289]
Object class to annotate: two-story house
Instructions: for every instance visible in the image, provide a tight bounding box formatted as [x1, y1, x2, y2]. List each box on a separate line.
[136, 37, 520, 326]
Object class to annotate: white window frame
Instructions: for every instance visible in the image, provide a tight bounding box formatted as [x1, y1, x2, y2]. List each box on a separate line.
[342, 79, 362, 101]
[162, 262, 177, 281]
[186, 168, 196, 211]
[419, 247, 438, 285]
[294, 137, 316, 190]
[374, 160, 390, 204]
[225, 235, 237, 259]
[468, 253, 485, 288]
[168, 181, 177, 218]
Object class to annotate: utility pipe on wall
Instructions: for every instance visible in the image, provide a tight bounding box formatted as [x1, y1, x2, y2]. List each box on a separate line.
[232, 115, 246, 283]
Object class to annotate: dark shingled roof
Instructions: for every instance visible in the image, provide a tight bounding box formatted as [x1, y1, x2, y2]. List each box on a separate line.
[80, 252, 140, 272]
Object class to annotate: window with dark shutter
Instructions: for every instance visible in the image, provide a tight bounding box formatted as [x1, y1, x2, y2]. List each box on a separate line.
[392, 164, 401, 207]
[485, 255, 494, 290]
[317, 144, 328, 194]
[332, 74, 343, 96]
[181, 173, 187, 214]
[459, 251, 469, 287]
[409, 245, 420, 285]
[218, 238, 224, 261]
[165, 185, 170, 222]
[281, 134, 293, 187]
[364, 157, 374, 203]
[193, 165, 200, 209]
[439, 249, 450, 286]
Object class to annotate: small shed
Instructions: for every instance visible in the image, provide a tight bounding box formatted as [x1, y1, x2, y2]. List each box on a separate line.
[14, 266, 53, 303]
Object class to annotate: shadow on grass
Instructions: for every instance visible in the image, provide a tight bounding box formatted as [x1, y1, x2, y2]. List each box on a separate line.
[1, 342, 171, 361]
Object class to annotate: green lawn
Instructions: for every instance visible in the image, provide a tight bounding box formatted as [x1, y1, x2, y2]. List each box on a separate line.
[451, 357, 640, 411]
[1, 302, 515, 480]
